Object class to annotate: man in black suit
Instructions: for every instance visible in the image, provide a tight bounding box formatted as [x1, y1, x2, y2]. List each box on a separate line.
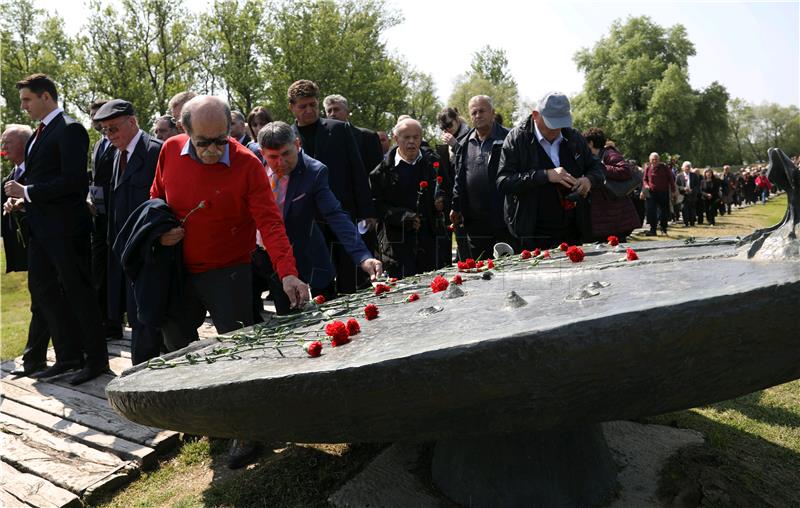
[230, 110, 251, 146]
[288, 80, 376, 294]
[4, 73, 109, 385]
[323, 94, 384, 174]
[2, 124, 52, 377]
[676, 161, 701, 227]
[88, 99, 123, 341]
[95, 99, 164, 365]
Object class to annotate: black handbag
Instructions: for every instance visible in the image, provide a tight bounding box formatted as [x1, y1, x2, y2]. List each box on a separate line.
[604, 169, 643, 198]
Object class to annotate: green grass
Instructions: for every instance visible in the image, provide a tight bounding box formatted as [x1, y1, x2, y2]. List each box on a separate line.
[0, 249, 34, 360]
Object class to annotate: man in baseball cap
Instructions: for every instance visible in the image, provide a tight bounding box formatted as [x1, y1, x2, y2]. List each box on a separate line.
[496, 91, 605, 250]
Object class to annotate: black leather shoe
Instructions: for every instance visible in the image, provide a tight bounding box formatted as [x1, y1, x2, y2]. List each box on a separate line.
[30, 361, 83, 379]
[68, 365, 112, 386]
[227, 439, 261, 469]
[10, 361, 47, 377]
[644, 230, 657, 237]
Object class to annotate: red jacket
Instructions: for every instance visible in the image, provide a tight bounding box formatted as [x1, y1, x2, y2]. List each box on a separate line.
[150, 135, 298, 278]
[643, 162, 676, 193]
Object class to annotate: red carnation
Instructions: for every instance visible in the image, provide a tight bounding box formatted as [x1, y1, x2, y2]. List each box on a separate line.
[331, 335, 351, 347]
[448, 224, 455, 232]
[430, 275, 449, 293]
[346, 318, 361, 335]
[521, 250, 532, 259]
[436, 175, 443, 185]
[559, 242, 569, 252]
[305, 340, 323, 357]
[374, 283, 391, 296]
[566, 245, 585, 263]
[457, 260, 467, 271]
[626, 248, 639, 261]
[607, 236, 620, 247]
[533, 248, 541, 257]
[433, 161, 440, 169]
[325, 320, 349, 344]
[419, 181, 429, 190]
[465, 258, 477, 269]
[364, 303, 380, 320]
[451, 274, 463, 285]
[313, 295, 326, 305]
[476, 260, 485, 269]
[407, 292, 420, 302]
[543, 250, 551, 258]
[487, 259, 494, 268]
[388, 277, 399, 284]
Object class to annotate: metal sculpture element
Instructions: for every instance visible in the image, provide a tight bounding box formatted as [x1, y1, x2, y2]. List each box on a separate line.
[738, 148, 800, 259]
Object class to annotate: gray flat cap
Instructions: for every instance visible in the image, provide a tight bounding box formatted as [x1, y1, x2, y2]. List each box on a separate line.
[535, 92, 572, 129]
[94, 99, 135, 121]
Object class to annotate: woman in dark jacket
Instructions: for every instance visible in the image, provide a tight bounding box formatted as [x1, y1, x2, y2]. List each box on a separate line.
[700, 168, 722, 226]
[583, 128, 642, 242]
[369, 124, 450, 278]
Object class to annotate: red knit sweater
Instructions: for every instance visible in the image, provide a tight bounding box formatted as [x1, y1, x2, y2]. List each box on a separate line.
[150, 135, 298, 278]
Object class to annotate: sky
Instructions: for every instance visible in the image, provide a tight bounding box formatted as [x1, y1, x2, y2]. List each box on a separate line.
[34, 0, 800, 108]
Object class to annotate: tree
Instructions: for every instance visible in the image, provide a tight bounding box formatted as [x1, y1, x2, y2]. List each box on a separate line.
[572, 16, 717, 163]
[449, 46, 519, 127]
[199, 0, 266, 115]
[689, 82, 730, 166]
[81, 0, 200, 126]
[0, 0, 81, 125]
[258, 0, 409, 130]
[402, 69, 442, 136]
[728, 98, 754, 164]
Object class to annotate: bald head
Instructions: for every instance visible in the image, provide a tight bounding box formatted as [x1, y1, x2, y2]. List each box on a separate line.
[182, 96, 232, 165]
[393, 118, 422, 162]
[181, 96, 231, 136]
[1, 124, 33, 165]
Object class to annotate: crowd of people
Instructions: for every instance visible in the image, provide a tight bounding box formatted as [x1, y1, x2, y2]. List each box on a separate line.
[0, 72, 790, 467]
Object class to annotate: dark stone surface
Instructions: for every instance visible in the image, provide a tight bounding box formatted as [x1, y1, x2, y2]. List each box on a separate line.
[106, 239, 800, 443]
[432, 425, 617, 507]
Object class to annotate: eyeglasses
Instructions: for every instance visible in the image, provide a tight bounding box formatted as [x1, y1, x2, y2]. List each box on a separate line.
[193, 137, 229, 148]
[440, 121, 453, 131]
[101, 118, 130, 135]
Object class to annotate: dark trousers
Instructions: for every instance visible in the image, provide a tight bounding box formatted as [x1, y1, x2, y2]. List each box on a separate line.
[681, 197, 697, 226]
[464, 224, 518, 260]
[91, 214, 121, 338]
[28, 233, 107, 368]
[124, 275, 163, 365]
[518, 217, 581, 251]
[322, 223, 369, 294]
[645, 191, 670, 232]
[704, 200, 718, 225]
[161, 264, 254, 353]
[252, 260, 334, 319]
[20, 301, 52, 367]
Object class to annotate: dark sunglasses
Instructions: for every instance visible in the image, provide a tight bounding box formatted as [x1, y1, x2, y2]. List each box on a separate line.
[440, 121, 453, 131]
[194, 137, 229, 148]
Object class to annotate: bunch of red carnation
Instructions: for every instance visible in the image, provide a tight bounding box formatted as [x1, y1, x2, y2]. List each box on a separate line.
[374, 283, 391, 296]
[325, 320, 350, 347]
[364, 303, 380, 320]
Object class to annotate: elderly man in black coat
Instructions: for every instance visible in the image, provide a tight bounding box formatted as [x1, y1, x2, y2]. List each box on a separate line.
[95, 99, 164, 365]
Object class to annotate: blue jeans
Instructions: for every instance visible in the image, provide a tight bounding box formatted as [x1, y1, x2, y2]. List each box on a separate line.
[760, 188, 768, 204]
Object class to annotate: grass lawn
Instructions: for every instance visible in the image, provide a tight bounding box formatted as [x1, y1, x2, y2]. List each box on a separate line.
[3, 194, 797, 506]
[0, 250, 32, 360]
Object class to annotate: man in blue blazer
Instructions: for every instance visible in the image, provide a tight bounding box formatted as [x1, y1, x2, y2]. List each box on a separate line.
[95, 99, 164, 365]
[254, 121, 382, 315]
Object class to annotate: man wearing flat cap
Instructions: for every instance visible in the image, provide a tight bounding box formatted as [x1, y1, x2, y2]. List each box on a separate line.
[496, 91, 604, 250]
[95, 99, 164, 365]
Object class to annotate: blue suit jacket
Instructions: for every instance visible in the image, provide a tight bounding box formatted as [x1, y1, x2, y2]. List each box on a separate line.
[281, 152, 372, 289]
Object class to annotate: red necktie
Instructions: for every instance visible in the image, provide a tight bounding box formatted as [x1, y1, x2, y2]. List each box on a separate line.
[118, 150, 128, 184]
[34, 122, 44, 139]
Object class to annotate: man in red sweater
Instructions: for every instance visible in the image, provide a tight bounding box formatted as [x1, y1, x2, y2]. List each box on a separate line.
[641, 152, 677, 236]
[151, 96, 308, 351]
